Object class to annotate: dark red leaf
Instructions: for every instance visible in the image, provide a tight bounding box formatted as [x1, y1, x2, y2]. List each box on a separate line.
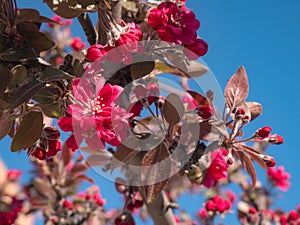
[140, 143, 170, 204]
[187, 90, 209, 106]
[163, 93, 184, 126]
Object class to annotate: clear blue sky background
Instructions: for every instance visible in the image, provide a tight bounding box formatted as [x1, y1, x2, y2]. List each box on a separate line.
[1, 0, 300, 224]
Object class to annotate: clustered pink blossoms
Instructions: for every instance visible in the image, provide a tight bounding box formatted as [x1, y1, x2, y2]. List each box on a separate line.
[0, 197, 23, 225]
[86, 22, 142, 63]
[148, 2, 208, 59]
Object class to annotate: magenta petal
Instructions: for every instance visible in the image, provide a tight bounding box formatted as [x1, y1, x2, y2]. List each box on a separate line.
[58, 116, 73, 132]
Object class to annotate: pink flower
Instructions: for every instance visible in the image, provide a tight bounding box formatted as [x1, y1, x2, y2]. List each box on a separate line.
[104, 22, 143, 64]
[86, 44, 107, 62]
[148, 2, 200, 45]
[59, 77, 131, 151]
[7, 170, 22, 181]
[203, 148, 228, 188]
[267, 166, 291, 191]
[184, 38, 208, 60]
[71, 37, 86, 51]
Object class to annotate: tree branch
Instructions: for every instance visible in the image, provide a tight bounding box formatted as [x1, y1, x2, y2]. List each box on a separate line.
[77, 13, 97, 45]
[146, 191, 177, 225]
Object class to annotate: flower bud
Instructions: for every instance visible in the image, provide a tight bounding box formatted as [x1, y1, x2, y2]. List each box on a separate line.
[198, 208, 208, 219]
[7, 170, 22, 181]
[268, 135, 284, 145]
[249, 207, 257, 215]
[86, 44, 106, 62]
[235, 107, 245, 115]
[288, 210, 299, 221]
[261, 155, 276, 167]
[257, 126, 272, 138]
[198, 105, 214, 119]
[62, 200, 73, 210]
[205, 200, 216, 211]
[71, 37, 85, 51]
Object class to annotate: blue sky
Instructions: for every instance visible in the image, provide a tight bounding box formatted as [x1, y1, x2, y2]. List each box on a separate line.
[1, 0, 300, 224]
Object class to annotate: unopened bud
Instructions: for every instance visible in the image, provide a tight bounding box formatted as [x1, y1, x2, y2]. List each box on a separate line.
[268, 135, 284, 145]
[260, 155, 276, 167]
[257, 126, 272, 138]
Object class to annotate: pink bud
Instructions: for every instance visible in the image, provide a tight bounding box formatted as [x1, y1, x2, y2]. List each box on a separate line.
[199, 105, 214, 119]
[261, 155, 276, 167]
[7, 170, 22, 181]
[280, 214, 288, 224]
[249, 207, 257, 215]
[198, 208, 208, 219]
[71, 37, 86, 51]
[205, 200, 216, 211]
[268, 135, 284, 145]
[236, 107, 245, 115]
[212, 195, 222, 204]
[257, 126, 272, 138]
[227, 157, 234, 165]
[86, 44, 107, 62]
[62, 200, 73, 210]
[288, 210, 299, 221]
[55, 57, 64, 66]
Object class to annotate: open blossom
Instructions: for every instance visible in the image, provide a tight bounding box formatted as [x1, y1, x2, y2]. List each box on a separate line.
[148, 2, 200, 45]
[267, 166, 291, 191]
[58, 77, 131, 151]
[203, 148, 228, 188]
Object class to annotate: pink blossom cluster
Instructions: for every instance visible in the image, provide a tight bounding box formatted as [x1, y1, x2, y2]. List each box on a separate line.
[148, 2, 208, 59]
[0, 197, 23, 225]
